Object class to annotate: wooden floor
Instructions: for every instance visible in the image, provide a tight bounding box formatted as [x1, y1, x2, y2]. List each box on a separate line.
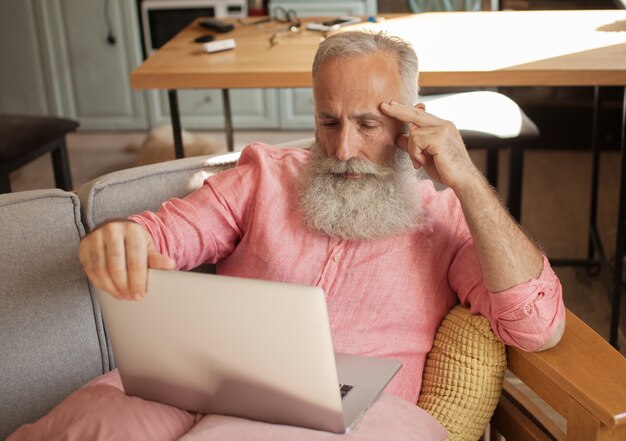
[9, 129, 626, 355]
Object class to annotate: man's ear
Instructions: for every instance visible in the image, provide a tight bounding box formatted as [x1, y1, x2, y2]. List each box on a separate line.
[415, 102, 426, 111]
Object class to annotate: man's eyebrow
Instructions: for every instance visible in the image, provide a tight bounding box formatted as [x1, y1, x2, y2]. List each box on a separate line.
[353, 112, 383, 121]
[316, 112, 384, 121]
[317, 112, 337, 119]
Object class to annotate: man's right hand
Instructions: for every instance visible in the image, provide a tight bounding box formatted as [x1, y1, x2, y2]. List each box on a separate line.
[78, 221, 175, 301]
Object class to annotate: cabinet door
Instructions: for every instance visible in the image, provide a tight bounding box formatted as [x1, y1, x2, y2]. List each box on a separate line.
[0, 0, 51, 115]
[268, 0, 377, 129]
[279, 88, 315, 129]
[36, 0, 148, 130]
[268, 0, 375, 16]
[148, 88, 280, 130]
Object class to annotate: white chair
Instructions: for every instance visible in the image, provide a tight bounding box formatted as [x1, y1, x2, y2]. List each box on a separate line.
[406, 0, 536, 221]
[419, 91, 539, 221]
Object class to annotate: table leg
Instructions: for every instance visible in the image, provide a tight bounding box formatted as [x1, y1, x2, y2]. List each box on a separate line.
[168, 90, 185, 159]
[609, 86, 626, 349]
[222, 89, 234, 152]
[507, 145, 523, 222]
[588, 87, 606, 267]
[485, 148, 499, 189]
[550, 87, 604, 270]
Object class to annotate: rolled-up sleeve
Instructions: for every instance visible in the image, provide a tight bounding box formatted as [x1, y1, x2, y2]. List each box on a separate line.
[449, 239, 565, 352]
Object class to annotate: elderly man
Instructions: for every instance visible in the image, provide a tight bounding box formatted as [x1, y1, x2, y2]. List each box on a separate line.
[79, 31, 564, 404]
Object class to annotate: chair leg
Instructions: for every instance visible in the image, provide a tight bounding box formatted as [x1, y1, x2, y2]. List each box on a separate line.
[51, 138, 73, 191]
[507, 145, 524, 222]
[0, 164, 11, 194]
[485, 149, 500, 189]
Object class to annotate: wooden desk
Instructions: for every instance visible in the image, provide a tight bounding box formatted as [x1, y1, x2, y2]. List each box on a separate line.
[131, 10, 626, 348]
[132, 11, 626, 88]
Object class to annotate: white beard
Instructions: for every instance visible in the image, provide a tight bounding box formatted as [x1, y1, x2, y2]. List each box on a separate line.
[298, 142, 422, 241]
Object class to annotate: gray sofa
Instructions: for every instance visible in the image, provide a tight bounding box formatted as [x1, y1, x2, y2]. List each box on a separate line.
[3, 140, 626, 441]
[0, 153, 238, 439]
[0, 143, 509, 441]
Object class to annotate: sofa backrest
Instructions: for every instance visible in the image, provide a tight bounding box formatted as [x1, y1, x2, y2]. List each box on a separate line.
[77, 153, 241, 232]
[77, 139, 314, 231]
[0, 189, 109, 439]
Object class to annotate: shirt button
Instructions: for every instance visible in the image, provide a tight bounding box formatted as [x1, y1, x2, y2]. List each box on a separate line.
[333, 254, 341, 262]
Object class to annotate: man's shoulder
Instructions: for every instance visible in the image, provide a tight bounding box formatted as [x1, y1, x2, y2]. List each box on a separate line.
[237, 142, 311, 171]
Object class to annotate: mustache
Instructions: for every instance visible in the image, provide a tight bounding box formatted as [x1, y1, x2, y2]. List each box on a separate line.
[311, 149, 395, 178]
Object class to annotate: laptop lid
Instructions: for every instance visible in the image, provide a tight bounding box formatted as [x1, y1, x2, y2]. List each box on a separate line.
[96, 269, 400, 433]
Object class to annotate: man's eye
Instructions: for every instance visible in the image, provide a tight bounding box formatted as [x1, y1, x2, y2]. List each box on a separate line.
[359, 123, 379, 130]
[320, 121, 338, 127]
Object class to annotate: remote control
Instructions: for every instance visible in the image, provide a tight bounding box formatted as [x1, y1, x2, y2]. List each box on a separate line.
[199, 19, 234, 33]
[202, 39, 236, 53]
[194, 34, 215, 43]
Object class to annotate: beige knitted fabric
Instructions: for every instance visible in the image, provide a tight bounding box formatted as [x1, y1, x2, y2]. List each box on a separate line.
[417, 306, 507, 441]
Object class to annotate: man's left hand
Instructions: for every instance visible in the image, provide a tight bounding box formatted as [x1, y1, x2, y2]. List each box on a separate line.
[380, 100, 480, 190]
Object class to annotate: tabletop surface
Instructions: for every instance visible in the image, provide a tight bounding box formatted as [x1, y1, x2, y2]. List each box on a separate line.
[131, 10, 626, 89]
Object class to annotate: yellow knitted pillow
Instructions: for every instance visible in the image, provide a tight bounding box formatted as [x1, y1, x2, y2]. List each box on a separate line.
[417, 305, 506, 441]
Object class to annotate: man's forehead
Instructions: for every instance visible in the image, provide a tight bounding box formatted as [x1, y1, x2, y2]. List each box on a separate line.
[315, 52, 400, 79]
[314, 54, 403, 101]
[319, 51, 396, 68]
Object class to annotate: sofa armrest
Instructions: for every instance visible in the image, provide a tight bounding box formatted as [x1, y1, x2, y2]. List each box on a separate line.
[491, 309, 626, 441]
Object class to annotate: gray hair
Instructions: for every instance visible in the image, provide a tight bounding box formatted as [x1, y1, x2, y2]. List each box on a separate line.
[312, 31, 419, 106]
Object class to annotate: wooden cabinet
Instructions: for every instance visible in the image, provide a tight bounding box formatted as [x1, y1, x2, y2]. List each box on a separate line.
[0, 1, 51, 116]
[0, 0, 378, 131]
[268, 0, 376, 16]
[0, 0, 149, 130]
[148, 88, 280, 130]
[0, 0, 280, 131]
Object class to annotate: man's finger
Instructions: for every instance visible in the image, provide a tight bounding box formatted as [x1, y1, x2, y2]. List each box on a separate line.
[380, 101, 442, 126]
[80, 233, 124, 299]
[397, 132, 428, 162]
[395, 133, 409, 151]
[104, 230, 131, 298]
[396, 133, 427, 170]
[148, 251, 176, 270]
[380, 101, 419, 123]
[125, 232, 150, 299]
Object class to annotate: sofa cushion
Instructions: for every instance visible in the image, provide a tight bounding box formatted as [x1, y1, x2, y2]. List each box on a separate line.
[77, 138, 314, 232]
[77, 154, 238, 231]
[8, 369, 447, 441]
[417, 305, 506, 441]
[0, 189, 108, 440]
[179, 393, 447, 441]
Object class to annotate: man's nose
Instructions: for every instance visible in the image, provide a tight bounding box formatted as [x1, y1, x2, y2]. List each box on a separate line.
[335, 126, 358, 161]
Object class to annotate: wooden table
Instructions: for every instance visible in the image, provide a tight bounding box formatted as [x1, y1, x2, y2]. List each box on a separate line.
[131, 10, 626, 347]
[132, 11, 626, 88]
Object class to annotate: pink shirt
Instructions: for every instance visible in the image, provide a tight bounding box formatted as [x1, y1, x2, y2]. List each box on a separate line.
[131, 144, 564, 404]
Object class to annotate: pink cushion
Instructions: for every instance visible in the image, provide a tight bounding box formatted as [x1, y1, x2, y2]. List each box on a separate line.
[8, 370, 447, 441]
[8, 370, 200, 441]
[180, 394, 447, 441]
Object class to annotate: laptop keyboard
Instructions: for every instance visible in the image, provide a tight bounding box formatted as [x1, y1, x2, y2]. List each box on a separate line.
[339, 384, 354, 400]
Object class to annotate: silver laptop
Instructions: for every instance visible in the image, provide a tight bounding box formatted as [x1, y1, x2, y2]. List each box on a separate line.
[96, 269, 401, 433]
